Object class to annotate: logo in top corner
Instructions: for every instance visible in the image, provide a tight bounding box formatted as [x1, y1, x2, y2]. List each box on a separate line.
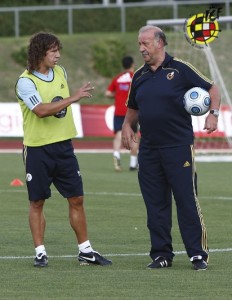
[184, 6, 222, 49]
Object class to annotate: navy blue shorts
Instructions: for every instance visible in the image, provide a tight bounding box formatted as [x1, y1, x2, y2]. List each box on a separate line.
[114, 115, 138, 134]
[23, 139, 83, 201]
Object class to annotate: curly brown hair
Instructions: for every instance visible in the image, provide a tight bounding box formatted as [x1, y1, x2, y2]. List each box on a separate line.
[27, 32, 62, 73]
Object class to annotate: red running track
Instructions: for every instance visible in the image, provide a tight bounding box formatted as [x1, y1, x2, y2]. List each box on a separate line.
[0, 139, 112, 150]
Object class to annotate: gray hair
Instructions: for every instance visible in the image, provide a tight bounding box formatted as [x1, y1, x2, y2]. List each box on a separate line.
[139, 25, 168, 46]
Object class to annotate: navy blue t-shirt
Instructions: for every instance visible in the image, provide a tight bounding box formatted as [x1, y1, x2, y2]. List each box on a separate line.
[127, 53, 213, 148]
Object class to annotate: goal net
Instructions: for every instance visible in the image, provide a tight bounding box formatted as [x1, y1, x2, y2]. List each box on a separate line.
[147, 18, 232, 161]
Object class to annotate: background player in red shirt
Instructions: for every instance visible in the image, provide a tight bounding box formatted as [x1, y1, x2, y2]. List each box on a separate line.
[105, 56, 139, 171]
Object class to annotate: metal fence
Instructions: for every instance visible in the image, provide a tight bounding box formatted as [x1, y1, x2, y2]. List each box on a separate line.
[0, 0, 231, 37]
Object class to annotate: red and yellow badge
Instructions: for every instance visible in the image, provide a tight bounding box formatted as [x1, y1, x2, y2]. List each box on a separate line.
[184, 7, 221, 49]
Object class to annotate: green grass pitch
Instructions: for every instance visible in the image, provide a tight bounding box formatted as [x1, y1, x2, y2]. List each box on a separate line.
[0, 153, 231, 299]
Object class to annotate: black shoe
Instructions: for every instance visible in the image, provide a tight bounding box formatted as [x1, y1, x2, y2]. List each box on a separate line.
[129, 166, 138, 171]
[78, 251, 112, 266]
[147, 256, 172, 269]
[34, 253, 48, 267]
[191, 256, 208, 270]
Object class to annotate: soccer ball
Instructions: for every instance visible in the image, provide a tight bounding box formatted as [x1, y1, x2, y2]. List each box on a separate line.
[183, 87, 211, 116]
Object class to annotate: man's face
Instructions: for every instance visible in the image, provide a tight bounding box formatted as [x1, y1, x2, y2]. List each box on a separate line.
[42, 46, 60, 68]
[138, 30, 159, 65]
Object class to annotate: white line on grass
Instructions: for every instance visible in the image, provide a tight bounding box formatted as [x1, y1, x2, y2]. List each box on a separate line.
[1, 148, 232, 162]
[1, 189, 232, 201]
[0, 189, 231, 200]
[0, 248, 232, 260]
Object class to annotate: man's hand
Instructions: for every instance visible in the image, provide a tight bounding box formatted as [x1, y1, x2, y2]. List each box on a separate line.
[72, 82, 94, 102]
[122, 124, 138, 150]
[121, 108, 139, 149]
[204, 113, 218, 134]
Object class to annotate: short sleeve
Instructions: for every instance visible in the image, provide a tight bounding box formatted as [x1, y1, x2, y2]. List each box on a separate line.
[16, 77, 42, 110]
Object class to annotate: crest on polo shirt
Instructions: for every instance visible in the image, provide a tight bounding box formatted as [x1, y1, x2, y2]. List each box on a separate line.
[167, 72, 174, 80]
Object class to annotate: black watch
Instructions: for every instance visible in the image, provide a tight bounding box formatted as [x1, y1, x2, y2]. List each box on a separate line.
[210, 109, 219, 117]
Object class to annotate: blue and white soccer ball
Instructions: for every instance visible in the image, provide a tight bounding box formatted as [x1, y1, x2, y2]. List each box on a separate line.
[183, 87, 211, 116]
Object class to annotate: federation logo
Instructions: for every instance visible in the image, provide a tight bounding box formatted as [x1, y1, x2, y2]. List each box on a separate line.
[184, 6, 222, 49]
[167, 71, 174, 80]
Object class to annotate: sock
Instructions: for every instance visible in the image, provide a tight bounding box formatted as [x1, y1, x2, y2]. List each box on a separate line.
[130, 155, 137, 168]
[35, 245, 46, 257]
[78, 240, 94, 253]
[113, 151, 120, 160]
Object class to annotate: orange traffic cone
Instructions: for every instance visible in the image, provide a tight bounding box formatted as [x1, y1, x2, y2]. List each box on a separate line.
[10, 178, 24, 186]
